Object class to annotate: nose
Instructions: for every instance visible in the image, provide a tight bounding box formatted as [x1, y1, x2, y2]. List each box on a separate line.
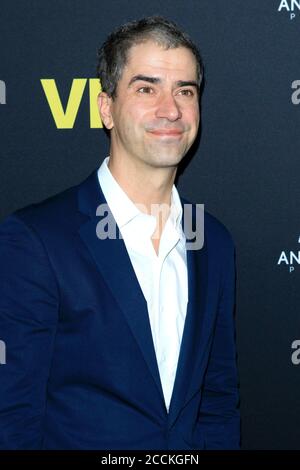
[155, 92, 182, 121]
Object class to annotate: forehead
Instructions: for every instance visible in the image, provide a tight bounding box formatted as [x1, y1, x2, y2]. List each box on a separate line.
[123, 41, 198, 80]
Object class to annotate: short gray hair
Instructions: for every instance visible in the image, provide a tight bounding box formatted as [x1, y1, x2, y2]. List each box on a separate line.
[97, 16, 204, 99]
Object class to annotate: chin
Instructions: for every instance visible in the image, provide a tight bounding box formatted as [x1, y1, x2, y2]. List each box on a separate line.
[147, 154, 185, 168]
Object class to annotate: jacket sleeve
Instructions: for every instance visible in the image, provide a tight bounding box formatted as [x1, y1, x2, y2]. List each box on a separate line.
[197, 234, 240, 449]
[0, 214, 59, 449]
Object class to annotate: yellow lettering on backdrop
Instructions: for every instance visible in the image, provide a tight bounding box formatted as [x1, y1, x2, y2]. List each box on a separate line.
[41, 79, 103, 129]
[40, 79, 86, 129]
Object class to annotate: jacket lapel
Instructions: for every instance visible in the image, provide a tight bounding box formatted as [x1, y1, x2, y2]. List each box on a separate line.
[167, 203, 209, 428]
[77, 170, 165, 405]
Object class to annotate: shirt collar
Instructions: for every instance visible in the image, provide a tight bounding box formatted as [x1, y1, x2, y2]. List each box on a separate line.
[97, 156, 183, 233]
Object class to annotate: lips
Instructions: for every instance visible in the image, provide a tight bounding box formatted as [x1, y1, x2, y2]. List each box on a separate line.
[148, 129, 183, 136]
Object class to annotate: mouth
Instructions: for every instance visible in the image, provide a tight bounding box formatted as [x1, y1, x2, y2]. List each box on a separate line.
[147, 129, 184, 138]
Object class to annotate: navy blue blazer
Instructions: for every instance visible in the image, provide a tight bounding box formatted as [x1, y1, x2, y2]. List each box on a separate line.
[0, 169, 240, 449]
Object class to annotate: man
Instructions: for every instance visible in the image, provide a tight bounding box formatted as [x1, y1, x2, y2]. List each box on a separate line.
[0, 17, 240, 449]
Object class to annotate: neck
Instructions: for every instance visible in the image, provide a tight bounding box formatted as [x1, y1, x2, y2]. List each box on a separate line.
[107, 152, 178, 256]
[108, 154, 177, 214]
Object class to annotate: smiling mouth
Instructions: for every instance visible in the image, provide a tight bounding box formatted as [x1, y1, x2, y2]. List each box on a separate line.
[148, 129, 184, 137]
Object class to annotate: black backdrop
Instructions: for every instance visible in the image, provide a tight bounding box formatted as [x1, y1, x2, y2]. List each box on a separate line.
[1, 0, 300, 449]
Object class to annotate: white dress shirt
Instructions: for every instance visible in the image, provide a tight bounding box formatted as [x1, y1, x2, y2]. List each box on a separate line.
[97, 157, 188, 412]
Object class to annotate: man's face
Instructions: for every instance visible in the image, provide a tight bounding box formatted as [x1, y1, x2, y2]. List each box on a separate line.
[99, 41, 200, 170]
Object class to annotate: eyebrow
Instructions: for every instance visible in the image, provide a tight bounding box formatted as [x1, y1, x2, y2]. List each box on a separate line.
[128, 75, 160, 86]
[128, 75, 199, 92]
[176, 80, 199, 92]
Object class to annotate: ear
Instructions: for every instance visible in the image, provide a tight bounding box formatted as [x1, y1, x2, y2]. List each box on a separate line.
[97, 91, 114, 129]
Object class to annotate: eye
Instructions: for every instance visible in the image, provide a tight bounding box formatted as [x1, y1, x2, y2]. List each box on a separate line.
[178, 89, 194, 97]
[137, 86, 154, 94]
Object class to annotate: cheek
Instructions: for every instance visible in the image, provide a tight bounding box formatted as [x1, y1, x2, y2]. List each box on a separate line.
[116, 112, 143, 144]
[128, 104, 150, 122]
[187, 107, 200, 131]
[125, 110, 151, 139]
[112, 105, 135, 132]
